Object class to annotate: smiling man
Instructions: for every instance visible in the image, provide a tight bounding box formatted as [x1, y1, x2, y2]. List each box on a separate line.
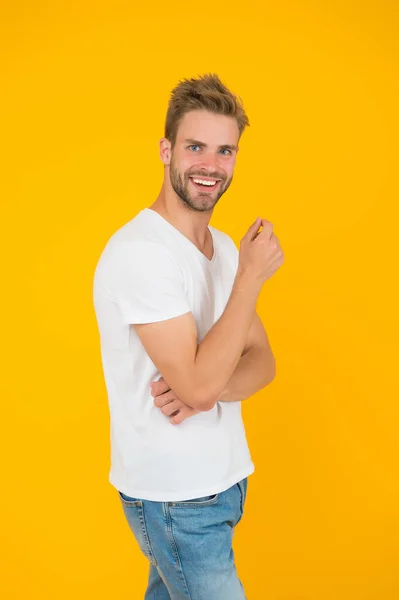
[93, 73, 284, 600]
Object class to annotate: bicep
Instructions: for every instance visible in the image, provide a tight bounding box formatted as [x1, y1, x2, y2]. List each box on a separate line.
[132, 311, 201, 406]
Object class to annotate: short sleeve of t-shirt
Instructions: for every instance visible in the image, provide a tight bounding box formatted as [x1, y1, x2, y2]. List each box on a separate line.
[107, 240, 191, 325]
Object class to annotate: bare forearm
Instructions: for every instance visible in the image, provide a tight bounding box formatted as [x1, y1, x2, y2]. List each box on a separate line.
[189, 272, 262, 409]
[218, 346, 276, 403]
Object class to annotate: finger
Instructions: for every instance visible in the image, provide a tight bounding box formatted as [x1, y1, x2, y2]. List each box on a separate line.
[246, 216, 262, 241]
[170, 409, 191, 425]
[150, 378, 170, 397]
[161, 399, 184, 416]
[150, 377, 167, 395]
[256, 220, 274, 240]
[267, 232, 278, 248]
[154, 390, 175, 408]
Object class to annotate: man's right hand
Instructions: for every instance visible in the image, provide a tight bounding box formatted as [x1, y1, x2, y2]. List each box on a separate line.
[237, 217, 284, 284]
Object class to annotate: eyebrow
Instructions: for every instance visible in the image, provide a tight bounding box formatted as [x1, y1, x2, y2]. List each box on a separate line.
[184, 138, 237, 151]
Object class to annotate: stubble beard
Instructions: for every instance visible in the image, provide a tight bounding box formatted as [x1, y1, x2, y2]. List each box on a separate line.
[169, 159, 233, 213]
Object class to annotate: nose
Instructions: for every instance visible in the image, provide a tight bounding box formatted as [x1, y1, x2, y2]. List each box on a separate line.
[198, 151, 221, 174]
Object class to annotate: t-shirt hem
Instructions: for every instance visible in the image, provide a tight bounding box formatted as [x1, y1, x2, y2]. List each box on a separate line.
[110, 462, 255, 502]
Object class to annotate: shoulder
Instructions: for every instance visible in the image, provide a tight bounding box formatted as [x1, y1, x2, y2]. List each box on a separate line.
[101, 240, 182, 279]
[106, 209, 164, 246]
[96, 210, 180, 271]
[94, 241, 184, 297]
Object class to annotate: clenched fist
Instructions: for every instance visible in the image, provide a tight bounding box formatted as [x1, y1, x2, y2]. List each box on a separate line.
[238, 217, 284, 284]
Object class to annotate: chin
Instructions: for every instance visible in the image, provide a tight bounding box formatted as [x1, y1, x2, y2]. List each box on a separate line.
[194, 197, 220, 212]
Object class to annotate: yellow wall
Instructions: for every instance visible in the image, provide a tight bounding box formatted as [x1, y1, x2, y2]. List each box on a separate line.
[1, 1, 398, 598]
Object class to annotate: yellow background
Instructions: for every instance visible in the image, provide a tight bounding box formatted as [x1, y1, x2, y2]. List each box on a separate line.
[1, 1, 398, 598]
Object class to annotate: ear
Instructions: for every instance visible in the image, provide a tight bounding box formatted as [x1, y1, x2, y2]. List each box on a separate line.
[159, 137, 172, 166]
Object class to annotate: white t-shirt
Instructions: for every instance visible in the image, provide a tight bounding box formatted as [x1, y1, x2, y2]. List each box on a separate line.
[93, 208, 255, 501]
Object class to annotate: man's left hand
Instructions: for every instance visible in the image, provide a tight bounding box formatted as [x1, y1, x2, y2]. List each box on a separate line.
[150, 377, 201, 425]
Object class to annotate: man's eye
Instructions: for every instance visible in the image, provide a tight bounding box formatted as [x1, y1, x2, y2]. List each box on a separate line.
[220, 148, 231, 155]
[189, 145, 200, 151]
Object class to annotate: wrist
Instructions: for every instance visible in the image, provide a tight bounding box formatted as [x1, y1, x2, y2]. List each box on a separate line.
[233, 268, 262, 295]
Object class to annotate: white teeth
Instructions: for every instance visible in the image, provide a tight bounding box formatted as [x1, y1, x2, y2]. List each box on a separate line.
[192, 178, 217, 186]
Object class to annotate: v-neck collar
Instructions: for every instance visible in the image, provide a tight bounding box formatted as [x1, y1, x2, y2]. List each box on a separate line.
[144, 208, 216, 265]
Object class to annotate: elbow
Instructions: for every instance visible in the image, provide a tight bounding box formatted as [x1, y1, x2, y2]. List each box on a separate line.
[201, 399, 217, 411]
[266, 358, 277, 385]
[191, 397, 217, 412]
[183, 389, 218, 412]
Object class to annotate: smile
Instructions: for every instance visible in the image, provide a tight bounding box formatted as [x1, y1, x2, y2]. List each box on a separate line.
[188, 177, 221, 192]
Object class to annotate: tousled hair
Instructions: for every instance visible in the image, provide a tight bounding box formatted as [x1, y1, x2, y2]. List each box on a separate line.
[165, 73, 249, 148]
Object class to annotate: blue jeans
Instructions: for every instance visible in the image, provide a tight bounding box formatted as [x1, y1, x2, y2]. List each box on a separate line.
[118, 477, 249, 599]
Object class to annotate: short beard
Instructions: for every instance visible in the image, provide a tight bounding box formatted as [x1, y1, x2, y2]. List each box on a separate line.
[169, 158, 232, 213]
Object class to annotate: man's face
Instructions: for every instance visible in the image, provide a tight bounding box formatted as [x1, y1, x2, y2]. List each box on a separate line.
[164, 110, 240, 213]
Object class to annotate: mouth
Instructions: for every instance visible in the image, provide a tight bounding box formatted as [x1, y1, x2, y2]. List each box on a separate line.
[188, 176, 222, 193]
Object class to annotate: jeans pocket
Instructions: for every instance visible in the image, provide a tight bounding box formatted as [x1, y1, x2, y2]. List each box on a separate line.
[236, 478, 248, 526]
[118, 490, 141, 506]
[170, 493, 219, 507]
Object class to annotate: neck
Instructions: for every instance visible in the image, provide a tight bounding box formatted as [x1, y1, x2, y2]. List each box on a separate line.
[149, 181, 214, 249]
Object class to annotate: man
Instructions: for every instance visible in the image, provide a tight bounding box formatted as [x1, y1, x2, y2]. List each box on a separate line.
[93, 73, 284, 600]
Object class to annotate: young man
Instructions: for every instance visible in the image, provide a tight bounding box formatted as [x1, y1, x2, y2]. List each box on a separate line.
[93, 73, 284, 600]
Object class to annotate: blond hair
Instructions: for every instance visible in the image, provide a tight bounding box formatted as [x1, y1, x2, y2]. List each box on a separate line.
[165, 73, 249, 148]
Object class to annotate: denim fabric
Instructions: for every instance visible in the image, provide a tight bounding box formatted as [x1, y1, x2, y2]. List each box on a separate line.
[118, 477, 249, 599]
